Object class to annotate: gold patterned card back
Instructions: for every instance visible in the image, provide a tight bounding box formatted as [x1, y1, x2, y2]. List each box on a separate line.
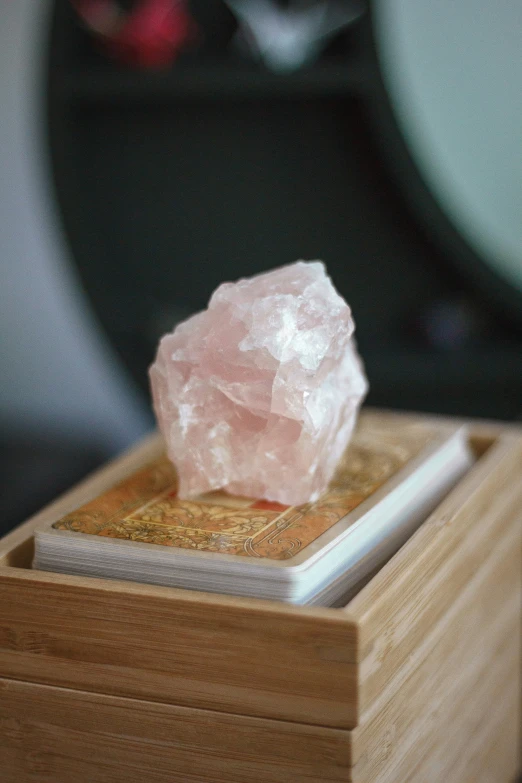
[53, 420, 433, 561]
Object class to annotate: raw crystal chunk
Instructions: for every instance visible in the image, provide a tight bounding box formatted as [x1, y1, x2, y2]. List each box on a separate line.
[149, 261, 368, 505]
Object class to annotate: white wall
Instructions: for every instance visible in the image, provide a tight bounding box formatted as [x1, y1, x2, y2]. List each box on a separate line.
[375, 0, 522, 293]
[0, 0, 151, 451]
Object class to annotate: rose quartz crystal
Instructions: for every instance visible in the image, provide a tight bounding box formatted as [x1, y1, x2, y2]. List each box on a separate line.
[149, 261, 368, 505]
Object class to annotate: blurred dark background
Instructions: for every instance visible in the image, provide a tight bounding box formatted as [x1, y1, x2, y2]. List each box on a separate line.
[1, 0, 521, 537]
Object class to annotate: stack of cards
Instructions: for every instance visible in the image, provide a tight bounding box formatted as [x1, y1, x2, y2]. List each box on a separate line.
[33, 415, 473, 606]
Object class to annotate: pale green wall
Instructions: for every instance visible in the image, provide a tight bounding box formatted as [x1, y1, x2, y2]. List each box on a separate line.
[375, 0, 522, 292]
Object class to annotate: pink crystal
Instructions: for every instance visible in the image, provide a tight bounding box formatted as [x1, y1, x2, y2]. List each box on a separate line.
[149, 261, 368, 505]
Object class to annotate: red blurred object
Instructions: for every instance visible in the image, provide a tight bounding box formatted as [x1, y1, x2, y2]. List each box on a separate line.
[71, 0, 198, 67]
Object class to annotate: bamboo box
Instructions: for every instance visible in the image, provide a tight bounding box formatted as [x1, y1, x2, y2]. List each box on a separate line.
[0, 410, 521, 782]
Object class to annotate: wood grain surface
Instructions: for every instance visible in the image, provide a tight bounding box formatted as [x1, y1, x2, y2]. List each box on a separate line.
[346, 434, 522, 716]
[0, 567, 357, 728]
[390, 647, 518, 783]
[0, 678, 351, 783]
[350, 514, 522, 780]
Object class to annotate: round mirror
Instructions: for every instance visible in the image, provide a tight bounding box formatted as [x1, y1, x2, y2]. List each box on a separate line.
[372, 0, 522, 320]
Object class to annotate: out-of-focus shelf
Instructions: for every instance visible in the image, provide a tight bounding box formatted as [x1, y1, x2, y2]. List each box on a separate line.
[362, 347, 522, 420]
[364, 347, 522, 384]
[56, 60, 367, 104]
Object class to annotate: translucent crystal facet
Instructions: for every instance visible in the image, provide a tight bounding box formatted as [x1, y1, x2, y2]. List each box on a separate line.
[149, 261, 368, 505]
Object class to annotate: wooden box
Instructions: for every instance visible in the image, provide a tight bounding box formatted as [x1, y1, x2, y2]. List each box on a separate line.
[1, 411, 521, 782]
